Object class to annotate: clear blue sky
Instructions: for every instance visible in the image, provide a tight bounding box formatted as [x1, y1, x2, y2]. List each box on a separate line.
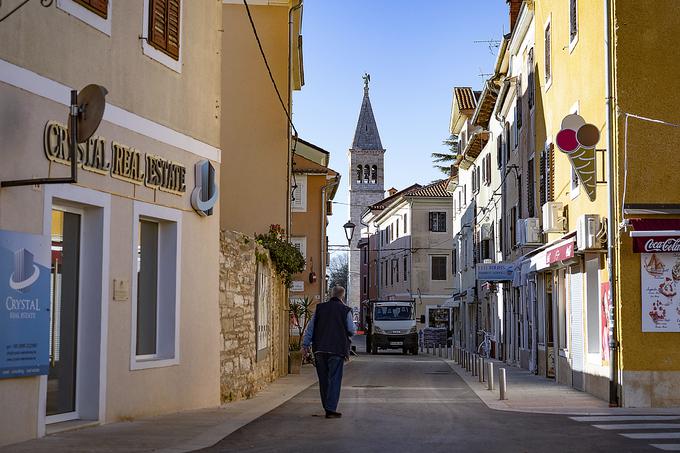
[292, 0, 509, 251]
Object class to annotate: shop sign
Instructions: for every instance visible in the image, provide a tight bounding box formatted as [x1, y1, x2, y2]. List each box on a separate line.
[633, 236, 680, 253]
[476, 263, 514, 281]
[290, 281, 304, 292]
[556, 113, 599, 201]
[600, 282, 611, 362]
[545, 240, 575, 265]
[190, 160, 219, 216]
[44, 121, 186, 195]
[0, 230, 51, 378]
[641, 252, 680, 332]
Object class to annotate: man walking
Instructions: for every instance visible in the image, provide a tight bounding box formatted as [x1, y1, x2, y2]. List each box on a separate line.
[302, 286, 355, 419]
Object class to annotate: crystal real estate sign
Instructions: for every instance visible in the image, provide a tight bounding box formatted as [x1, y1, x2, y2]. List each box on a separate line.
[0, 230, 51, 378]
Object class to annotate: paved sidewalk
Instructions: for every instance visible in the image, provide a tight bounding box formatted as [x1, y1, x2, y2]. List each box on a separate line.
[2, 367, 318, 453]
[438, 352, 680, 415]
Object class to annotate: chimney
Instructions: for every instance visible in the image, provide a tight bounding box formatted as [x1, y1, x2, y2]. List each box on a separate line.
[387, 187, 397, 197]
[507, 0, 522, 32]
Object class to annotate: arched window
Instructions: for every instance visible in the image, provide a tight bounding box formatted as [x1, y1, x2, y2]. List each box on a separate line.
[363, 165, 370, 183]
[371, 165, 377, 184]
[357, 165, 362, 183]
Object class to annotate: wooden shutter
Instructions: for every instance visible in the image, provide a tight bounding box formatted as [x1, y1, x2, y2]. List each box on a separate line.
[516, 93, 523, 130]
[548, 144, 555, 201]
[539, 149, 547, 206]
[545, 23, 551, 82]
[149, 0, 181, 60]
[527, 48, 535, 109]
[527, 158, 535, 217]
[429, 212, 434, 231]
[74, 0, 108, 19]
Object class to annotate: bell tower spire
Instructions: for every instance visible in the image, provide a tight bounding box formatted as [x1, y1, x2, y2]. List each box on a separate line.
[347, 74, 386, 312]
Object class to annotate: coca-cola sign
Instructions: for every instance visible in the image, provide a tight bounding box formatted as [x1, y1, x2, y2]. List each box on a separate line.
[633, 236, 680, 253]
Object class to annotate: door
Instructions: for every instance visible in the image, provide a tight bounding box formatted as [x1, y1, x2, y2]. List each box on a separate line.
[569, 265, 585, 390]
[545, 273, 555, 378]
[47, 209, 81, 418]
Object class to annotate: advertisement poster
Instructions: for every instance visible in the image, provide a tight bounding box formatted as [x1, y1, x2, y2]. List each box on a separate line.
[0, 230, 51, 378]
[600, 282, 611, 362]
[476, 263, 514, 281]
[641, 252, 680, 332]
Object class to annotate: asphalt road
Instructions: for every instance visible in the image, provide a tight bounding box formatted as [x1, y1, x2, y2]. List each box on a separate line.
[202, 340, 656, 453]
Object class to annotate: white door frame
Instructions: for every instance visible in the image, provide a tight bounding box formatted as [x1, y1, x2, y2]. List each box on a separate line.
[38, 185, 110, 435]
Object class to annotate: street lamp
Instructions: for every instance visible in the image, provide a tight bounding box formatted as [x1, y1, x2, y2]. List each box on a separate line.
[343, 220, 356, 245]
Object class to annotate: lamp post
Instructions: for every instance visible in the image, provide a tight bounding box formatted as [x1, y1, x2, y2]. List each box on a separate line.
[343, 220, 356, 245]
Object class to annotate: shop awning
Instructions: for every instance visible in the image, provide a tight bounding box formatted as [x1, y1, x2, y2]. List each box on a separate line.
[442, 297, 461, 308]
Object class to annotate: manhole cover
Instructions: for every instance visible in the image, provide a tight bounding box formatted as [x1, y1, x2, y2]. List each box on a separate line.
[352, 385, 386, 388]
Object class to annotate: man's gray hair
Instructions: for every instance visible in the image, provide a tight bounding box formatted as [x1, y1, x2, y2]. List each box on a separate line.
[330, 286, 346, 300]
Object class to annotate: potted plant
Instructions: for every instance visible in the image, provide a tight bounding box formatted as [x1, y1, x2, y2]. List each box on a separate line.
[289, 296, 314, 374]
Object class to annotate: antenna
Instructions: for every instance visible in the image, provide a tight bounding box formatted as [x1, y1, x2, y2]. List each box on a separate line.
[2, 84, 107, 188]
[474, 39, 501, 55]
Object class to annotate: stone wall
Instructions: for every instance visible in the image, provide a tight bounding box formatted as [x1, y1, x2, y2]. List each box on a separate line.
[219, 230, 289, 403]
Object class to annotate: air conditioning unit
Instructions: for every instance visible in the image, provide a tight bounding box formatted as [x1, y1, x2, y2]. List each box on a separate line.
[577, 214, 602, 250]
[516, 218, 542, 245]
[542, 202, 565, 233]
[480, 223, 492, 241]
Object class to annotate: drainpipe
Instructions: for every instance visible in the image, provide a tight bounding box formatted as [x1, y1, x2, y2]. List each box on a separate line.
[320, 177, 339, 304]
[287, 0, 303, 238]
[604, 0, 619, 407]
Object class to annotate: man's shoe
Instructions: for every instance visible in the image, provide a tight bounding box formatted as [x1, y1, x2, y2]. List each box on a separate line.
[325, 411, 342, 419]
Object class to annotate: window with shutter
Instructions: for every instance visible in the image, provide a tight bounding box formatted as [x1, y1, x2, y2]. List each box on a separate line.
[505, 123, 511, 161]
[497, 138, 503, 169]
[516, 93, 523, 131]
[403, 256, 407, 281]
[431, 256, 447, 281]
[486, 154, 492, 185]
[539, 148, 547, 206]
[74, 0, 108, 19]
[527, 48, 535, 110]
[548, 144, 555, 201]
[527, 157, 535, 217]
[570, 0, 578, 42]
[149, 0, 181, 60]
[545, 21, 552, 83]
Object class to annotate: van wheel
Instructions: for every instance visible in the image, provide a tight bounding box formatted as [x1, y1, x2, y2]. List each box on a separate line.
[402, 348, 408, 355]
[411, 347, 418, 356]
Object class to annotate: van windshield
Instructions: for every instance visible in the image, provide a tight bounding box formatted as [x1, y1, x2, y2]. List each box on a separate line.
[374, 305, 413, 321]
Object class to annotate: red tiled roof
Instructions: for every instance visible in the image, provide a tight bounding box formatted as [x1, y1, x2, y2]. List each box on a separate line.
[369, 184, 422, 210]
[405, 179, 452, 198]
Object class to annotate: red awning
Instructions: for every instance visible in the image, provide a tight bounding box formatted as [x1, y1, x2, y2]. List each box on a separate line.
[546, 238, 575, 265]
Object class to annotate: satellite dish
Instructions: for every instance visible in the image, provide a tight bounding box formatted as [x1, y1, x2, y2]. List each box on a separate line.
[71, 84, 108, 143]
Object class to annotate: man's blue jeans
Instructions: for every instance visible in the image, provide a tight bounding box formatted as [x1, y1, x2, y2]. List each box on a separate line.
[314, 352, 345, 413]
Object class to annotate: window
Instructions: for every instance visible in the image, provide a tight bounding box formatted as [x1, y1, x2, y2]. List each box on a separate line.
[395, 259, 399, 283]
[431, 256, 447, 281]
[291, 175, 307, 212]
[58, 0, 111, 34]
[356, 165, 362, 183]
[403, 256, 407, 281]
[472, 168, 478, 193]
[371, 165, 377, 184]
[132, 202, 181, 369]
[539, 144, 555, 206]
[148, 0, 181, 59]
[485, 154, 492, 185]
[404, 214, 408, 234]
[462, 185, 467, 207]
[516, 91, 523, 132]
[505, 123, 511, 161]
[570, 0, 578, 44]
[256, 264, 270, 358]
[143, 0, 182, 73]
[291, 237, 307, 261]
[396, 219, 400, 238]
[362, 276, 368, 295]
[527, 157, 535, 217]
[497, 138, 503, 169]
[544, 20, 552, 85]
[74, 0, 107, 18]
[509, 206, 517, 249]
[429, 212, 447, 232]
[452, 248, 457, 274]
[390, 260, 394, 285]
[362, 245, 367, 265]
[527, 48, 535, 110]
[363, 165, 370, 184]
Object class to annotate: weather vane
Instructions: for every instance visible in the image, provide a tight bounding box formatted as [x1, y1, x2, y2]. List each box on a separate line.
[363, 72, 371, 92]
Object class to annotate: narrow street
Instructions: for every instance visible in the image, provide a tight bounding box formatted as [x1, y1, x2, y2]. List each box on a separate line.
[202, 343, 655, 453]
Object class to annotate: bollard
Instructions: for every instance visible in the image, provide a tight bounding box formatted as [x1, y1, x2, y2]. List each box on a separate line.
[487, 362, 494, 390]
[478, 358, 483, 382]
[499, 368, 507, 400]
[472, 355, 477, 376]
[426, 345, 431, 355]
[420, 343, 424, 353]
[466, 352, 471, 372]
[438, 344, 442, 358]
[448, 345, 452, 360]
[481, 358, 486, 382]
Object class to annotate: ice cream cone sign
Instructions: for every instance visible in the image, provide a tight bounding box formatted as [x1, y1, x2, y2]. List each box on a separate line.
[556, 114, 600, 201]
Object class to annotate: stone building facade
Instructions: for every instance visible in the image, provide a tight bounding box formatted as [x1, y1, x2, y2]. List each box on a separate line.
[219, 230, 288, 402]
[348, 77, 386, 311]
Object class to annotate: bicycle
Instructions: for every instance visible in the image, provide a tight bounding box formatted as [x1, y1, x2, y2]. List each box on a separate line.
[477, 329, 493, 358]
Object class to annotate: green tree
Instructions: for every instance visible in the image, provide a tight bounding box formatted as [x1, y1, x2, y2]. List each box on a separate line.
[431, 134, 459, 176]
[327, 253, 348, 293]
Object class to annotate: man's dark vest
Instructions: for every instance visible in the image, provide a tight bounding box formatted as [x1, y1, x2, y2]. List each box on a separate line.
[312, 298, 352, 356]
